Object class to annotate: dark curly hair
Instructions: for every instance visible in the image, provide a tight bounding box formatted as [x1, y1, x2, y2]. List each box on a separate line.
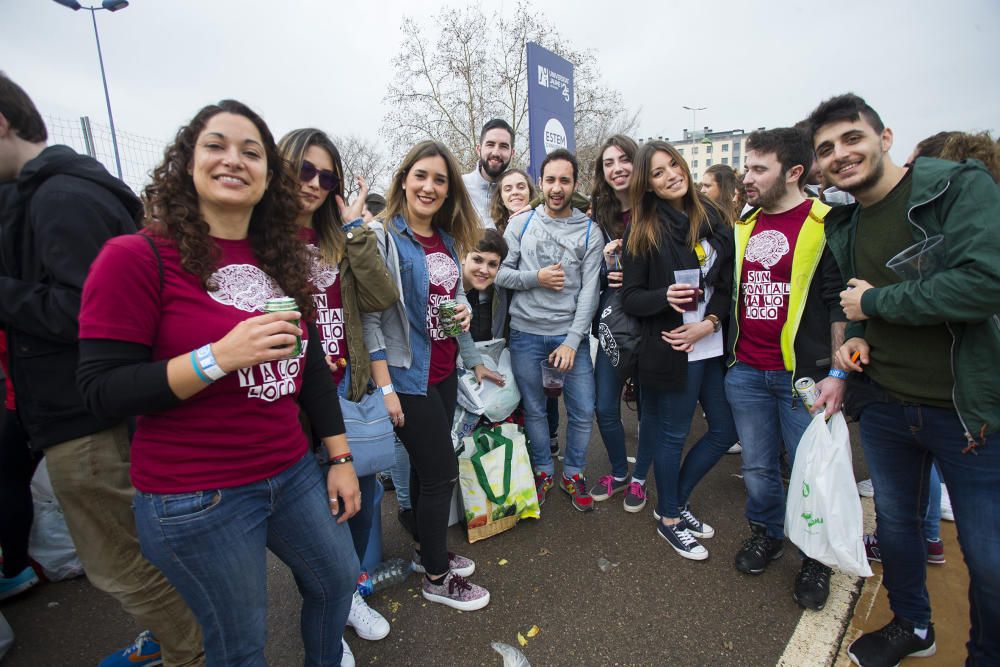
[142, 100, 315, 318]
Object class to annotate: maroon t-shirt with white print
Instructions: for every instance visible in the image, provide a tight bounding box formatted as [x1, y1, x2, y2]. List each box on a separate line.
[78, 233, 310, 494]
[301, 228, 347, 387]
[415, 230, 459, 385]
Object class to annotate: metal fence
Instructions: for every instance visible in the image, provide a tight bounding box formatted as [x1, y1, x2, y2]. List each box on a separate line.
[44, 114, 164, 196]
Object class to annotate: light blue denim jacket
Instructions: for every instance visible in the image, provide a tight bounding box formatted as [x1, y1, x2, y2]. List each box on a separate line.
[362, 215, 483, 395]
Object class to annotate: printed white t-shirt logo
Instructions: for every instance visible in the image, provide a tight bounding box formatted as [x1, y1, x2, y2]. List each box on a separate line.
[426, 252, 459, 340]
[743, 230, 791, 321]
[307, 247, 344, 356]
[208, 263, 302, 400]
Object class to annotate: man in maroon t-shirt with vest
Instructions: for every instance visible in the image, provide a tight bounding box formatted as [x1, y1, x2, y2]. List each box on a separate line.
[724, 127, 848, 612]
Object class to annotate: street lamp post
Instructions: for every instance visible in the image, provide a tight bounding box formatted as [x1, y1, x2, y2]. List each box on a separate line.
[53, 0, 129, 180]
[682, 105, 706, 141]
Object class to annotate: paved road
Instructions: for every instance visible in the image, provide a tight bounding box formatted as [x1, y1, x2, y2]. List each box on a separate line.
[1, 407, 869, 666]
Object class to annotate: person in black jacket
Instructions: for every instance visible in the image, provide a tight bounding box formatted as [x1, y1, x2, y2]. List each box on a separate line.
[0, 73, 204, 666]
[620, 140, 737, 561]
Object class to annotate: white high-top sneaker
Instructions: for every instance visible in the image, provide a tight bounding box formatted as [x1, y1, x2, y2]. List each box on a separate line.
[347, 591, 390, 640]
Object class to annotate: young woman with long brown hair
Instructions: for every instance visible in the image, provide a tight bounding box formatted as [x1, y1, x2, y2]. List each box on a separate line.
[364, 140, 501, 611]
[621, 140, 737, 560]
[77, 100, 361, 665]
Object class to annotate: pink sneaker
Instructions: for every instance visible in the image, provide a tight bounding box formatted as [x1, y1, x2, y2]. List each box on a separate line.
[421, 572, 490, 611]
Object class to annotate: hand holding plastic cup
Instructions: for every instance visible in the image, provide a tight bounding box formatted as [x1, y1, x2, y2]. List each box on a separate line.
[885, 235, 946, 280]
[540, 359, 566, 397]
[672, 269, 703, 312]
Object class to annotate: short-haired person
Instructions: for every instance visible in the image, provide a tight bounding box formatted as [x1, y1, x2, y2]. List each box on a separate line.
[77, 101, 361, 665]
[496, 149, 604, 511]
[587, 134, 655, 510]
[464, 229, 509, 343]
[462, 119, 515, 228]
[489, 168, 537, 235]
[278, 128, 400, 649]
[0, 73, 203, 666]
[364, 140, 501, 611]
[363, 192, 387, 223]
[620, 141, 737, 559]
[727, 127, 847, 610]
[808, 93, 1000, 667]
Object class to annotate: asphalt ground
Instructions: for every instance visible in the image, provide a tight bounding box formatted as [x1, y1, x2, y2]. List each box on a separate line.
[2, 403, 874, 667]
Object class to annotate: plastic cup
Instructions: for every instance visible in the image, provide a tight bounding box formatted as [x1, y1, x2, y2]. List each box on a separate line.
[885, 235, 946, 280]
[540, 359, 566, 397]
[673, 269, 703, 312]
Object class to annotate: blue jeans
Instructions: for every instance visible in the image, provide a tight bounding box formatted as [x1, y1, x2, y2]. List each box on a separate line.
[923, 463, 942, 542]
[860, 401, 999, 662]
[509, 329, 594, 478]
[724, 362, 813, 539]
[594, 346, 653, 480]
[641, 358, 738, 519]
[134, 454, 359, 667]
[391, 436, 411, 510]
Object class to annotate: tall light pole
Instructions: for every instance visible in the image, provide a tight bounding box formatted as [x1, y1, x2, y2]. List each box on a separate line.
[53, 0, 129, 180]
[682, 105, 706, 141]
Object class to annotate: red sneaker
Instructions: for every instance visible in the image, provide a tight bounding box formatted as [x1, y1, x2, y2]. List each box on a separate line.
[560, 473, 594, 512]
[534, 471, 554, 506]
[926, 538, 946, 565]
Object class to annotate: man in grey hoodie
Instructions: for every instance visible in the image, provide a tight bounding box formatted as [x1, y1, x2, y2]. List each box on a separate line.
[496, 149, 604, 512]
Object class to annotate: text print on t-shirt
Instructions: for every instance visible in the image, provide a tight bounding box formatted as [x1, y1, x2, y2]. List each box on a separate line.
[426, 251, 459, 340]
[208, 262, 305, 402]
[307, 249, 345, 357]
[742, 229, 791, 320]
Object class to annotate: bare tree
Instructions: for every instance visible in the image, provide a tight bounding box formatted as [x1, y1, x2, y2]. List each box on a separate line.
[381, 0, 637, 193]
[333, 134, 393, 202]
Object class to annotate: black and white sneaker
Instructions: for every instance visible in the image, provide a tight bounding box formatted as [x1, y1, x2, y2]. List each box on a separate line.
[657, 521, 708, 561]
[793, 557, 832, 611]
[678, 505, 715, 539]
[848, 617, 935, 666]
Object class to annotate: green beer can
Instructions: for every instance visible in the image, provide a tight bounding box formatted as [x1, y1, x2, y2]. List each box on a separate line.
[263, 296, 302, 357]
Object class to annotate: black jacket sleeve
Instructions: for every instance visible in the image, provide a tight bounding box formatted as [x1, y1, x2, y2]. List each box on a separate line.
[298, 320, 345, 439]
[621, 233, 671, 318]
[77, 339, 180, 420]
[818, 246, 848, 323]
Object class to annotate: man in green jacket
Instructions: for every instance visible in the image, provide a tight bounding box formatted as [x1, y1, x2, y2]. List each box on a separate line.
[807, 93, 1000, 667]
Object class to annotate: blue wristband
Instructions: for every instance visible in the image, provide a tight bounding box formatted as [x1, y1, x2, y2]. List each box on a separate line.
[828, 368, 849, 380]
[190, 351, 212, 384]
[195, 344, 227, 381]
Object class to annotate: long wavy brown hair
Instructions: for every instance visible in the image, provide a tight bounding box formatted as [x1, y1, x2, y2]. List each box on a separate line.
[626, 140, 727, 257]
[143, 100, 315, 318]
[590, 134, 638, 241]
[278, 128, 348, 265]
[488, 168, 537, 233]
[382, 140, 482, 256]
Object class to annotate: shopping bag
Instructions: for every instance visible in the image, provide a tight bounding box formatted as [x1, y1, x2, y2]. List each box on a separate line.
[452, 404, 483, 457]
[456, 369, 487, 415]
[28, 460, 84, 581]
[785, 413, 872, 577]
[479, 348, 520, 423]
[458, 423, 540, 543]
[339, 388, 396, 478]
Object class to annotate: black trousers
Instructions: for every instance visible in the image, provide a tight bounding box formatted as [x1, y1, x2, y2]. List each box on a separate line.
[395, 372, 458, 577]
[0, 409, 40, 577]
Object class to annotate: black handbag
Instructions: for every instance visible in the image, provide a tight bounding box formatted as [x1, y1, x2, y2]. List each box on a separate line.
[597, 289, 640, 383]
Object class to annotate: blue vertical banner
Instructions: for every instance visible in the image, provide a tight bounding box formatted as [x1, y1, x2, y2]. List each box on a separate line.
[526, 42, 574, 181]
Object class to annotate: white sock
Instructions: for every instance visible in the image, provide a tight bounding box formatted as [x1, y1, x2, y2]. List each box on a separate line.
[913, 625, 928, 640]
[631, 477, 645, 486]
[613, 476, 627, 482]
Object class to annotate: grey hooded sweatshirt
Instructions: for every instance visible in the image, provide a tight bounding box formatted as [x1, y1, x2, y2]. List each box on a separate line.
[496, 205, 604, 350]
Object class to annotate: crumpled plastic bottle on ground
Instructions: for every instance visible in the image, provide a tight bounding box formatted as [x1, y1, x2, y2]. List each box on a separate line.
[492, 641, 530, 667]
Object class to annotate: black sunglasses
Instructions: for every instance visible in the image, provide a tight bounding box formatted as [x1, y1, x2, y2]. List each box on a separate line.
[299, 160, 338, 191]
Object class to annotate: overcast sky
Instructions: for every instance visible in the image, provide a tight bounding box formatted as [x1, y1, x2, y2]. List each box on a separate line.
[4, 0, 998, 175]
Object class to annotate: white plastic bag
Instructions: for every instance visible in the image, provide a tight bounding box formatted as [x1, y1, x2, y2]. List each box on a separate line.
[452, 404, 481, 457]
[0, 613, 12, 662]
[785, 413, 872, 577]
[478, 348, 520, 423]
[28, 460, 85, 582]
[456, 370, 487, 415]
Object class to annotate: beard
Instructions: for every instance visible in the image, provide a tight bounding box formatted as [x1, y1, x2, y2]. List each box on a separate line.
[749, 178, 787, 211]
[479, 156, 510, 180]
[837, 152, 885, 197]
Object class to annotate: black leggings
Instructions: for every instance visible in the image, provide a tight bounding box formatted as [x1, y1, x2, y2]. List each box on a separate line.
[0, 409, 40, 577]
[395, 372, 458, 577]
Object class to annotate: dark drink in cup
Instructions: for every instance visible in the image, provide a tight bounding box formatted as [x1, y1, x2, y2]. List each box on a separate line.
[680, 289, 703, 312]
[673, 269, 702, 312]
[543, 382, 563, 398]
[540, 359, 565, 397]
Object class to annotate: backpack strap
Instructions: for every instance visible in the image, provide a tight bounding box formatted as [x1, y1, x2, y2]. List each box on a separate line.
[518, 211, 535, 241]
[139, 232, 164, 294]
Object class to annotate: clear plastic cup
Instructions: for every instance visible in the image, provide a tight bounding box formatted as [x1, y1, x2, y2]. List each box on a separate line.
[540, 359, 566, 397]
[673, 269, 703, 312]
[885, 235, 946, 280]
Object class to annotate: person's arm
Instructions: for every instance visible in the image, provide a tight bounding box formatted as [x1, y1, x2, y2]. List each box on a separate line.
[495, 214, 542, 291]
[297, 320, 345, 438]
[0, 188, 134, 342]
[620, 238, 672, 318]
[342, 218, 399, 313]
[563, 231, 605, 351]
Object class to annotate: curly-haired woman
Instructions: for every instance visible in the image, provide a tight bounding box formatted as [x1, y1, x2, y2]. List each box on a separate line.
[278, 127, 399, 647]
[78, 101, 361, 666]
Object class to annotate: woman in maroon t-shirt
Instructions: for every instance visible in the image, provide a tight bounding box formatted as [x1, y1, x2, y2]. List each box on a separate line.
[279, 127, 399, 645]
[77, 101, 360, 665]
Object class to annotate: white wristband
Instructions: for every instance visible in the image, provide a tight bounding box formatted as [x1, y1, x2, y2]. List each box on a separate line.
[380, 383, 395, 396]
[195, 344, 228, 381]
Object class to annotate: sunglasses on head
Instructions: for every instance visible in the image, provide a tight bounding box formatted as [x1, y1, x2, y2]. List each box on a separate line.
[299, 160, 338, 191]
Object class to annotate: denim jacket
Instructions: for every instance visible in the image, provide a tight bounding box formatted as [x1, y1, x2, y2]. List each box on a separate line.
[362, 215, 483, 395]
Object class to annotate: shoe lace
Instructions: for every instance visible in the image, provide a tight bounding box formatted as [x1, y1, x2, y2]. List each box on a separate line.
[672, 524, 699, 547]
[447, 574, 473, 595]
[573, 476, 588, 496]
[596, 475, 614, 493]
[627, 481, 646, 499]
[679, 507, 698, 528]
[740, 530, 769, 558]
[863, 533, 878, 547]
[125, 632, 153, 657]
[799, 559, 830, 586]
[879, 618, 914, 642]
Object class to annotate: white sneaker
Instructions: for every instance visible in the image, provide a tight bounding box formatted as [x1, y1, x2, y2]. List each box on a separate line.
[940, 483, 954, 521]
[727, 442, 742, 454]
[341, 637, 355, 667]
[347, 591, 390, 640]
[857, 478, 875, 498]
